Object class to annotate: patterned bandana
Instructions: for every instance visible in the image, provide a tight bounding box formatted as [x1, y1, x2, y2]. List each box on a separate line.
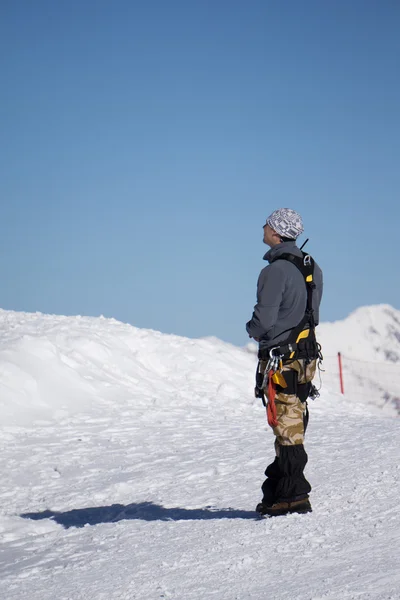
[266, 208, 304, 239]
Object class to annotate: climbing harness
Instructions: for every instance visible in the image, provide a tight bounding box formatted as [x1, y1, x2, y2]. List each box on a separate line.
[254, 251, 323, 427]
[257, 251, 323, 364]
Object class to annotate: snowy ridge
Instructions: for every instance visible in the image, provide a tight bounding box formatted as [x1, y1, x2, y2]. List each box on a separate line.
[317, 304, 400, 415]
[317, 304, 400, 363]
[0, 308, 399, 599]
[0, 309, 254, 426]
[2, 304, 399, 425]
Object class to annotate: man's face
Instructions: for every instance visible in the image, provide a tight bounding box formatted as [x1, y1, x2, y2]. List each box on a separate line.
[263, 223, 276, 246]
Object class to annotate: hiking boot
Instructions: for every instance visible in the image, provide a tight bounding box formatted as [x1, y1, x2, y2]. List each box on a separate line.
[255, 502, 271, 516]
[256, 496, 312, 517]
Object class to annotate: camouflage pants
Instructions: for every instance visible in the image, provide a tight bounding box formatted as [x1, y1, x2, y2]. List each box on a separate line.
[260, 358, 317, 504]
[261, 358, 317, 446]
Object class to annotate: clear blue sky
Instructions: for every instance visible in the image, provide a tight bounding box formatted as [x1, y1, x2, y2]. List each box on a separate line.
[1, 0, 399, 345]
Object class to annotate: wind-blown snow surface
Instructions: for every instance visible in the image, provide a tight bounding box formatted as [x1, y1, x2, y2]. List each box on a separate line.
[0, 309, 399, 600]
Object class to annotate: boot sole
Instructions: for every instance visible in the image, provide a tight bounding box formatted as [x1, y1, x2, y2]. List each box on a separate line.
[256, 504, 312, 517]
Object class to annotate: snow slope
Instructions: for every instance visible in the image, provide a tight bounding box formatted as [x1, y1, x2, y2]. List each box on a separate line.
[317, 305, 400, 415]
[0, 309, 254, 427]
[318, 304, 400, 364]
[0, 309, 399, 600]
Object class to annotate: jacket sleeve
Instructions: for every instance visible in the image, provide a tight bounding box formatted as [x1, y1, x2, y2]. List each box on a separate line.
[246, 265, 285, 339]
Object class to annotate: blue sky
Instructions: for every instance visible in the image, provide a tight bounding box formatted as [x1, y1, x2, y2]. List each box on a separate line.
[1, 0, 399, 345]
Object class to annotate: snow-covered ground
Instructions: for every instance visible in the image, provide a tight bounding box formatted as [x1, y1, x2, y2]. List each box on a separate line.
[0, 309, 399, 600]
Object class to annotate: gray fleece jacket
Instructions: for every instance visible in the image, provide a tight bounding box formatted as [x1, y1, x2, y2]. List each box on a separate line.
[246, 242, 323, 351]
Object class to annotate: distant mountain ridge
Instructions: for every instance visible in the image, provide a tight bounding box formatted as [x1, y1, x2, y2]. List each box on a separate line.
[317, 304, 400, 363]
[317, 304, 400, 416]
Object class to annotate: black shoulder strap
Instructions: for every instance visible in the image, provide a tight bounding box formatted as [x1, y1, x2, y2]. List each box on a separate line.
[271, 252, 316, 323]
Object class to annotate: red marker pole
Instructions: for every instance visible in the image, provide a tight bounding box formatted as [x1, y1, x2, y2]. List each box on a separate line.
[338, 352, 344, 395]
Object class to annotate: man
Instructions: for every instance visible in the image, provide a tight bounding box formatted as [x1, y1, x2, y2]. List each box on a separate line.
[246, 208, 323, 517]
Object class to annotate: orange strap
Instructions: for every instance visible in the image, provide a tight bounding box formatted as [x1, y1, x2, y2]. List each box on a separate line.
[266, 369, 279, 428]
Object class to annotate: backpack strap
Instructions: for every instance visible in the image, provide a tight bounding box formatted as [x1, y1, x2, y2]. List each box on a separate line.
[274, 252, 316, 328]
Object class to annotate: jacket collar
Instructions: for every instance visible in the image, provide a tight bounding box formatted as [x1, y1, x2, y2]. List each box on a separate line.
[263, 241, 302, 263]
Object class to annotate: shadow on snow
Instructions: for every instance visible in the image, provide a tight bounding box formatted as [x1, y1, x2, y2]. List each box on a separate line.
[21, 502, 257, 529]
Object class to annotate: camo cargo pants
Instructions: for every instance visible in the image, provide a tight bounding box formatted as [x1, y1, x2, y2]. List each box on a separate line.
[260, 358, 317, 445]
[260, 358, 317, 504]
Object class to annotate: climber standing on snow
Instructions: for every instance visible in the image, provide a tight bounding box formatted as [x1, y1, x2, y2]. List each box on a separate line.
[246, 208, 323, 517]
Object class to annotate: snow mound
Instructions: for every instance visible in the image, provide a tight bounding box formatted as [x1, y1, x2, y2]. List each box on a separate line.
[0, 309, 255, 426]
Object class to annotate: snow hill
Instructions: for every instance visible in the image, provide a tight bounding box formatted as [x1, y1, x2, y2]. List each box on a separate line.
[318, 304, 400, 364]
[0, 308, 399, 600]
[0, 309, 255, 427]
[317, 304, 400, 415]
